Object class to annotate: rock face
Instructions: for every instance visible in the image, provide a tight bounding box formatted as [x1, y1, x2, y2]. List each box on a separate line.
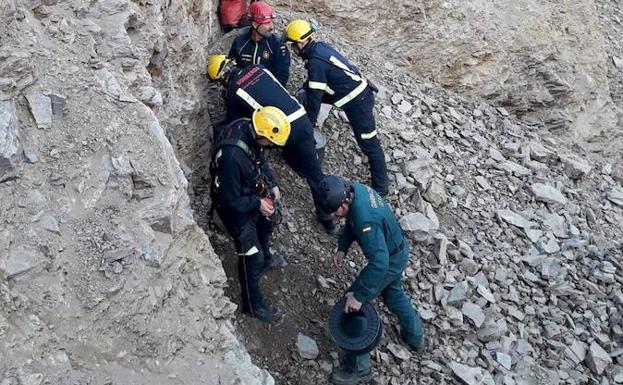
[0, 1, 272, 384]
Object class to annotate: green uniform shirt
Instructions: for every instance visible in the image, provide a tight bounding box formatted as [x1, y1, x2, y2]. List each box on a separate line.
[338, 183, 409, 303]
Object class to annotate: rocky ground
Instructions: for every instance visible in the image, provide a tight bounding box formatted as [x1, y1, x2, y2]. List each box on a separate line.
[188, 11, 623, 385]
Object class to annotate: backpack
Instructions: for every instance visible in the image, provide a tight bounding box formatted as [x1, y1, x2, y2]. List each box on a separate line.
[218, 0, 249, 32]
[209, 120, 256, 199]
[208, 119, 282, 224]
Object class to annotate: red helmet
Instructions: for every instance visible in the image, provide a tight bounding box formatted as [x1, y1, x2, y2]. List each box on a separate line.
[248, 1, 275, 24]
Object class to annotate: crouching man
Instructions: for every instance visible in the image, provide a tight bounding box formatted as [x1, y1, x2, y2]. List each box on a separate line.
[318, 175, 426, 384]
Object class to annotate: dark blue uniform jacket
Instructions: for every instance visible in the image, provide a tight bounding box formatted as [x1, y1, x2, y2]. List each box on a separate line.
[225, 65, 310, 144]
[213, 119, 277, 229]
[228, 28, 290, 86]
[301, 41, 369, 125]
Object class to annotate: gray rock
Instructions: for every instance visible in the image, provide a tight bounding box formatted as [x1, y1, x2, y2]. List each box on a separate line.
[608, 188, 623, 208]
[542, 322, 561, 338]
[433, 233, 448, 265]
[381, 105, 393, 117]
[316, 275, 331, 289]
[537, 236, 560, 254]
[419, 306, 436, 320]
[395, 173, 414, 190]
[424, 178, 447, 208]
[541, 213, 568, 238]
[0, 100, 21, 180]
[397, 100, 412, 114]
[497, 209, 534, 229]
[496, 352, 512, 370]
[458, 241, 474, 258]
[138, 86, 163, 108]
[403, 158, 434, 190]
[445, 305, 464, 326]
[459, 258, 479, 276]
[449, 362, 495, 385]
[296, 333, 319, 360]
[49, 93, 65, 120]
[489, 147, 506, 162]
[26, 93, 52, 129]
[0, 245, 44, 278]
[0, 49, 35, 97]
[387, 343, 411, 360]
[318, 360, 333, 374]
[498, 160, 531, 177]
[22, 147, 38, 163]
[530, 183, 567, 205]
[39, 215, 60, 235]
[525, 229, 543, 243]
[399, 212, 438, 240]
[475, 175, 492, 190]
[529, 142, 556, 163]
[18, 374, 43, 385]
[564, 339, 587, 364]
[461, 302, 485, 327]
[477, 322, 501, 342]
[586, 342, 612, 375]
[497, 107, 509, 116]
[560, 154, 592, 179]
[112, 261, 123, 274]
[447, 281, 469, 304]
[477, 285, 496, 303]
[431, 112, 443, 125]
[391, 93, 403, 105]
[613, 56, 623, 70]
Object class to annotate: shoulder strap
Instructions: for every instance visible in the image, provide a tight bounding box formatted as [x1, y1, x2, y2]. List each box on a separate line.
[214, 138, 254, 161]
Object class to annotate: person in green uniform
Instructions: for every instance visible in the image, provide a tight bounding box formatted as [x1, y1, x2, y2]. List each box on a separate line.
[318, 175, 425, 385]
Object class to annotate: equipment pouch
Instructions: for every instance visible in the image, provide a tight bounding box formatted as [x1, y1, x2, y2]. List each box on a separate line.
[367, 78, 379, 93]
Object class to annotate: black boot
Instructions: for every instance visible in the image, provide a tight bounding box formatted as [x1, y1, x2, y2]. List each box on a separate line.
[330, 366, 373, 385]
[243, 305, 283, 323]
[263, 253, 288, 271]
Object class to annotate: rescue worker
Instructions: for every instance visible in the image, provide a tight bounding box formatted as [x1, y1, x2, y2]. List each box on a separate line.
[318, 175, 425, 384]
[207, 54, 338, 234]
[210, 106, 291, 323]
[228, 1, 290, 86]
[285, 20, 389, 197]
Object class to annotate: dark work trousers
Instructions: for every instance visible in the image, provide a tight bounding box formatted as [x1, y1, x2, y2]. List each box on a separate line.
[342, 88, 389, 196]
[282, 118, 331, 221]
[218, 209, 273, 312]
[345, 261, 424, 370]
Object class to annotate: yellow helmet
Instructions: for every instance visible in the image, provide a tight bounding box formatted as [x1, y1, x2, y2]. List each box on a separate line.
[206, 54, 233, 81]
[252, 106, 291, 146]
[285, 19, 314, 43]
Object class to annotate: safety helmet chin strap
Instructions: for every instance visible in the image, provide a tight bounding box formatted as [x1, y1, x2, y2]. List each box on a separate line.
[251, 23, 272, 39]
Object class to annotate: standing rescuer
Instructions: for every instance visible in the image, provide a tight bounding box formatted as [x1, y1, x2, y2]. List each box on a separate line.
[318, 175, 425, 384]
[210, 106, 291, 323]
[285, 20, 389, 197]
[207, 54, 339, 233]
[228, 1, 290, 86]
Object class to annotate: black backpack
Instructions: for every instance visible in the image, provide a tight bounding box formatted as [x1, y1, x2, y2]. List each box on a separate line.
[209, 119, 258, 199]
